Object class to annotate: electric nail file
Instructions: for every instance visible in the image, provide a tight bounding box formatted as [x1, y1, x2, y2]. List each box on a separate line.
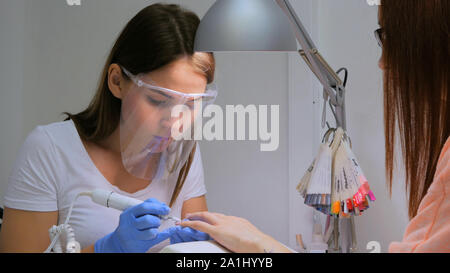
[88, 189, 181, 222]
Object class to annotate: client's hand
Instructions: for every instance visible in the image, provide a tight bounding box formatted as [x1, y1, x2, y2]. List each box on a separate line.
[178, 212, 292, 253]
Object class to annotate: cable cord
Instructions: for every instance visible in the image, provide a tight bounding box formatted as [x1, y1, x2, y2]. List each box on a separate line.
[44, 191, 92, 253]
[328, 68, 349, 128]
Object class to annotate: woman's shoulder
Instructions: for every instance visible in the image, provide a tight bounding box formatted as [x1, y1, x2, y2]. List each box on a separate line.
[389, 137, 450, 253]
[8, 120, 82, 186]
[429, 136, 450, 193]
[16, 120, 79, 167]
[34, 119, 76, 140]
[438, 136, 450, 162]
[25, 120, 76, 148]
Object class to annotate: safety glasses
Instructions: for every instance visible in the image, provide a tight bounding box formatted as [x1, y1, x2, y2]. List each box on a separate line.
[121, 66, 218, 109]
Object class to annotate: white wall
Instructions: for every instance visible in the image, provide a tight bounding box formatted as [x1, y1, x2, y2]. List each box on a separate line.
[0, 0, 26, 206]
[0, 0, 408, 252]
[287, 0, 322, 251]
[200, 51, 291, 245]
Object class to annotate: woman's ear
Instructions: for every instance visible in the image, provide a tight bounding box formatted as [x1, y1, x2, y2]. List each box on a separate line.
[108, 64, 127, 99]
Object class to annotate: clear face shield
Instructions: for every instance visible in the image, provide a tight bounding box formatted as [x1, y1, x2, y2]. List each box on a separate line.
[120, 67, 217, 181]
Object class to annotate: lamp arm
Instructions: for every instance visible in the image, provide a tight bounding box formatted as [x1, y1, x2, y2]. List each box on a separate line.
[276, 0, 354, 252]
[275, 0, 347, 130]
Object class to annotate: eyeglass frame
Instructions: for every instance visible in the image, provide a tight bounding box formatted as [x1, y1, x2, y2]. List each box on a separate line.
[120, 66, 218, 103]
[374, 28, 384, 48]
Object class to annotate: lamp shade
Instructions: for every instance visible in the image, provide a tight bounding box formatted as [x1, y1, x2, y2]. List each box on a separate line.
[194, 0, 298, 52]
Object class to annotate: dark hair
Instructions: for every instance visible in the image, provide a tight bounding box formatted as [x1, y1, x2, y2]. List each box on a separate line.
[380, 0, 449, 219]
[65, 3, 215, 206]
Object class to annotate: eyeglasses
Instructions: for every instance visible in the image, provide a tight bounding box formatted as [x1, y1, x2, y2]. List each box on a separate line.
[120, 66, 218, 109]
[374, 28, 384, 47]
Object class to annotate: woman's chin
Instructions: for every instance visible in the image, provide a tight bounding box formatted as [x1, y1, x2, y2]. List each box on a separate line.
[152, 136, 173, 153]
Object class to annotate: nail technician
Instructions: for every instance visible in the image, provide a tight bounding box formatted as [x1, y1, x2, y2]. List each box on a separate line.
[0, 4, 217, 253]
[180, 0, 450, 253]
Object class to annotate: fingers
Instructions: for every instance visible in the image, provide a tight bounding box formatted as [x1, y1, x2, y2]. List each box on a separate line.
[134, 214, 161, 230]
[130, 199, 170, 217]
[143, 197, 164, 205]
[170, 230, 184, 244]
[186, 228, 211, 241]
[179, 220, 215, 236]
[170, 226, 211, 244]
[179, 227, 210, 241]
[153, 227, 177, 245]
[135, 228, 158, 240]
[135, 226, 177, 241]
[184, 211, 222, 225]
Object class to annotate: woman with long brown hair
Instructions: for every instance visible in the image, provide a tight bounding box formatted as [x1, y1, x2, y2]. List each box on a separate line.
[179, 0, 450, 253]
[0, 3, 216, 253]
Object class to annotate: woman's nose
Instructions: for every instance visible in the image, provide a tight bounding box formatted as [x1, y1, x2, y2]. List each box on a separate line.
[378, 57, 384, 70]
[159, 105, 195, 135]
[160, 117, 177, 131]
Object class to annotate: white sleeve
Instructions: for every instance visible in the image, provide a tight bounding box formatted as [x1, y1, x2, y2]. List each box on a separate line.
[179, 144, 207, 202]
[3, 126, 60, 211]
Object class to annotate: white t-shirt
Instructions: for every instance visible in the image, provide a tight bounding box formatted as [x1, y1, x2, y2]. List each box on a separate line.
[3, 120, 206, 252]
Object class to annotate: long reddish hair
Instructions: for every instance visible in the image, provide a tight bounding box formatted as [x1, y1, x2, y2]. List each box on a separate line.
[380, 0, 449, 219]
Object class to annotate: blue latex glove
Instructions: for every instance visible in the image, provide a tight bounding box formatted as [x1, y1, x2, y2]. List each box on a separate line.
[95, 198, 177, 253]
[170, 220, 211, 244]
